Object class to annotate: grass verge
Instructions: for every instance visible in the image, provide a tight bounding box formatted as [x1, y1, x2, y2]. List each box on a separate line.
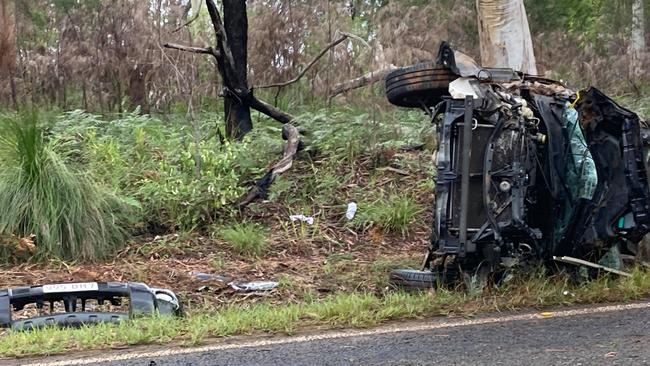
[2, 268, 650, 358]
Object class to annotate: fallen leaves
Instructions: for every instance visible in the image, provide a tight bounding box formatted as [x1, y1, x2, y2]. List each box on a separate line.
[0, 234, 37, 254]
[17, 235, 37, 253]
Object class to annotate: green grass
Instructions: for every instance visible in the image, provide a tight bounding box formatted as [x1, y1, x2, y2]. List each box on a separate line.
[0, 114, 135, 261]
[2, 268, 650, 358]
[353, 194, 424, 236]
[218, 223, 268, 258]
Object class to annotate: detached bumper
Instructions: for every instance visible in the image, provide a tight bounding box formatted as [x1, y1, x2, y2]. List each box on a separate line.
[0, 282, 182, 330]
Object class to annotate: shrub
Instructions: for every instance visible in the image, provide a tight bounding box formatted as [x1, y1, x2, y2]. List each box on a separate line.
[218, 223, 268, 258]
[55, 110, 270, 232]
[0, 114, 136, 261]
[301, 108, 425, 162]
[136, 139, 253, 230]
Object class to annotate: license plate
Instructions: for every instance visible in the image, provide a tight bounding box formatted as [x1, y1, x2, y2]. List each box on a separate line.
[42, 282, 98, 293]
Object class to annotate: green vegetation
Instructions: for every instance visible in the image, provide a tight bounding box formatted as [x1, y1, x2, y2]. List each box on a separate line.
[0, 114, 134, 261]
[218, 223, 268, 258]
[0, 107, 427, 262]
[2, 267, 649, 358]
[61, 110, 265, 231]
[353, 194, 424, 236]
[1, 0, 650, 360]
[0, 101, 647, 359]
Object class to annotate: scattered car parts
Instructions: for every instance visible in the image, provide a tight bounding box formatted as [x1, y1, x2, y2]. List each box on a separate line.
[387, 42, 650, 288]
[0, 282, 183, 330]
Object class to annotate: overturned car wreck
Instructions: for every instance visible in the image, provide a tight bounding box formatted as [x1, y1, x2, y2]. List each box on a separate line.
[388, 43, 650, 288]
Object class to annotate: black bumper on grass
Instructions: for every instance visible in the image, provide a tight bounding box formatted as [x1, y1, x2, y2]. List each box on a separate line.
[0, 282, 182, 330]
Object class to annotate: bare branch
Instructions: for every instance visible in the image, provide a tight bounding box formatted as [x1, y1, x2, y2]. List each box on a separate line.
[329, 65, 397, 97]
[238, 124, 300, 208]
[163, 43, 219, 57]
[255, 33, 351, 89]
[171, 0, 202, 33]
[248, 95, 295, 124]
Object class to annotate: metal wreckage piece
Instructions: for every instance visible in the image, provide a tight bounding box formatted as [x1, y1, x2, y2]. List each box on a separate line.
[387, 42, 650, 288]
[0, 282, 183, 330]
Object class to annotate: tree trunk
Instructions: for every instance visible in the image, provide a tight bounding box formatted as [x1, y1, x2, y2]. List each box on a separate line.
[0, 0, 16, 108]
[167, 0, 304, 209]
[476, 0, 537, 74]
[631, 0, 645, 79]
[128, 63, 152, 114]
[222, 0, 252, 139]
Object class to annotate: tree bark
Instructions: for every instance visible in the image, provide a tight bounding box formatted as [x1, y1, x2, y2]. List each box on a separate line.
[0, 0, 16, 108]
[222, 0, 252, 139]
[128, 63, 152, 114]
[631, 0, 645, 79]
[476, 0, 537, 74]
[248, 95, 295, 124]
[330, 65, 397, 98]
[238, 124, 300, 208]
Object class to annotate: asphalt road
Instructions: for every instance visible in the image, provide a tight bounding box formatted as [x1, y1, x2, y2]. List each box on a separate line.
[16, 302, 650, 366]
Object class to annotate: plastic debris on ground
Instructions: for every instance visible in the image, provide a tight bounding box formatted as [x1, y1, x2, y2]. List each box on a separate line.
[189, 271, 231, 292]
[190, 271, 278, 293]
[229, 281, 279, 292]
[552, 256, 632, 277]
[289, 214, 314, 225]
[346, 202, 357, 220]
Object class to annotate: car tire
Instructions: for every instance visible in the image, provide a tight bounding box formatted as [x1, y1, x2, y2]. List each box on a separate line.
[385, 63, 457, 108]
[389, 269, 438, 289]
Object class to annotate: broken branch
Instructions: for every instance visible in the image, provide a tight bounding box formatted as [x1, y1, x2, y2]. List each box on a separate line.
[238, 124, 300, 208]
[256, 32, 351, 89]
[163, 43, 219, 57]
[248, 96, 295, 124]
[171, 0, 202, 33]
[165, 1, 303, 208]
[329, 64, 397, 97]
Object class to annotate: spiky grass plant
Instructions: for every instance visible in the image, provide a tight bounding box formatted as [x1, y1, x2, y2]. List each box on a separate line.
[218, 223, 268, 258]
[0, 114, 134, 261]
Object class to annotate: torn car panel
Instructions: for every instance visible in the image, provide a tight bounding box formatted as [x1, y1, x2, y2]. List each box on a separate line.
[572, 88, 650, 248]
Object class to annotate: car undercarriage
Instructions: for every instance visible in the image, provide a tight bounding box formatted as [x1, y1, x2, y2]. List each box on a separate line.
[387, 42, 650, 288]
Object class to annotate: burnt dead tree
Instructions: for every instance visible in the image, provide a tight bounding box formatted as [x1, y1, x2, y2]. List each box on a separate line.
[164, 2, 365, 207]
[165, 0, 295, 137]
[164, 0, 300, 207]
[219, 0, 251, 139]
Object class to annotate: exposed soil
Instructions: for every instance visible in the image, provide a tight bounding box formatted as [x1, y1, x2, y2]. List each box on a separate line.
[0, 233, 426, 310]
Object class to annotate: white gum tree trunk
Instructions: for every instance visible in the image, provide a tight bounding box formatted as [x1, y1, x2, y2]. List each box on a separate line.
[631, 0, 646, 79]
[476, 0, 538, 74]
